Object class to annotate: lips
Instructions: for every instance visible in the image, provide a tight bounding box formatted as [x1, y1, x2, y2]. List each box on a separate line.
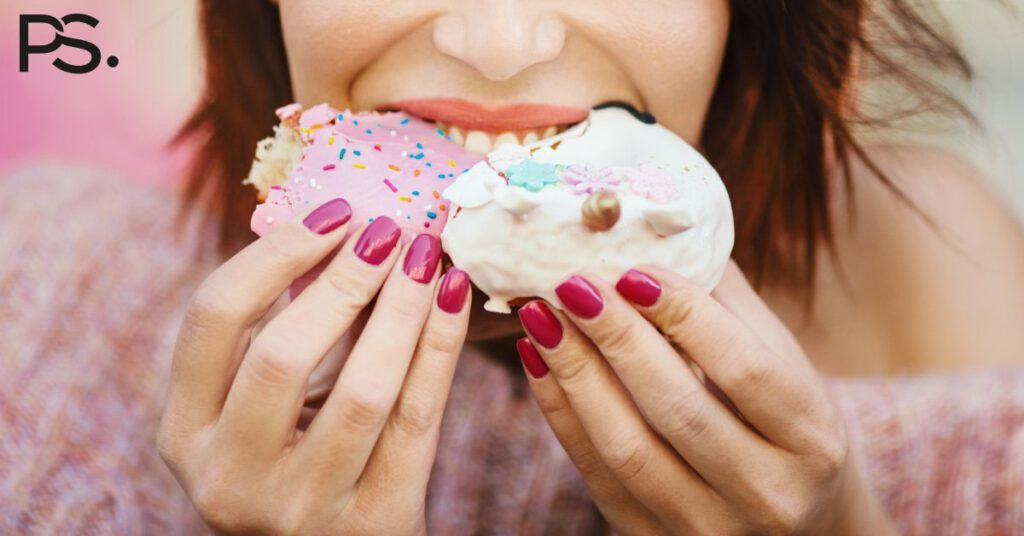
[380, 98, 590, 132]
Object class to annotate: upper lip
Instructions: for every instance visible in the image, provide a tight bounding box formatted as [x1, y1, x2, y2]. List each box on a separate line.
[377, 98, 590, 133]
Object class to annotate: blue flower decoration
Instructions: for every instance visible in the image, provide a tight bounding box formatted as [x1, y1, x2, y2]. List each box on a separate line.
[505, 160, 560, 192]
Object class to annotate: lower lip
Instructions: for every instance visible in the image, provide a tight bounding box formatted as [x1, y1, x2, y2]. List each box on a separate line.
[381, 98, 590, 132]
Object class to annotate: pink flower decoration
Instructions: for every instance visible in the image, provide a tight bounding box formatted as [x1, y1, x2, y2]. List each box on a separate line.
[561, 164, 621, 195]
[626, 165, 680, 203]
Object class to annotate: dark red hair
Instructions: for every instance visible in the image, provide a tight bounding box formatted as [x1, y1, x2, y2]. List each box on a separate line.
[173, 1, 972, 291]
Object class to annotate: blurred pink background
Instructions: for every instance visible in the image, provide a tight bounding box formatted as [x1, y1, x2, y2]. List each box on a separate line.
[1, 1, 1021, 213]
[0, 1, 201, 189]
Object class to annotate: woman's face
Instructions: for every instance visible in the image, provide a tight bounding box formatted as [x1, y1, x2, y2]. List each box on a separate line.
[278, 0, 730, 339]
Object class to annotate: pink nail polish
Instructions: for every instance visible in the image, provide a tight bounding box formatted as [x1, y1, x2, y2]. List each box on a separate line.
[615, 269, 662, 307]
[437, 268, 470, 313]
[354, 217, 401, 265]
[555, 275, 604, 319]
[403, 234, 442, 283]
[303, 198, 352, 235]
[516, 338, 549, 379]
[517, 301, 563, 349]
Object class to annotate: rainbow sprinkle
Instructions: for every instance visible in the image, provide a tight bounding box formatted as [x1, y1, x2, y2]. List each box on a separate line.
[353, 164, 367, 170]
[383, 179, 398, 192]
[400, 117, 410, 125]
[399, 196, 412, 202]
[388, 164, 401, 172]
[322, 164, 335, 171]
[338, 148, 346, 160]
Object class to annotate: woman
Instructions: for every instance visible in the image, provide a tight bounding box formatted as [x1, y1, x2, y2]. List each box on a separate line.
[3, 0, 1023, 534]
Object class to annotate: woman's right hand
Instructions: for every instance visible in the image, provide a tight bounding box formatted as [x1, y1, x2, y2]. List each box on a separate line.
[158, 198, 472, 535]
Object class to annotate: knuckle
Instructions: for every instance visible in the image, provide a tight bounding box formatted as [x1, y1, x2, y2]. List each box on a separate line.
[322, 267, 378, 307]
[552, 352, 597, 387]
[601, 435, 651, 483]
[418, 324, 462, 358]
[245, 339, 304, 388]
[658, 388, 713, 443]
[337, 389, 393, 431]
[808, 435, 848, 477]
[658, 281, 702, 330]
[754, 497, 805, 535]
[185, 283, 239, 329]
[720, 350, 772, 392]
[192, 482, 245, 533]
[596, 321, 638, 359]
[391, 393, 440, 437]
[264, 232, 309, 267]
[565, 438, 606, 479]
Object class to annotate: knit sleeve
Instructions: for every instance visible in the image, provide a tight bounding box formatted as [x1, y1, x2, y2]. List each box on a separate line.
[829, 367, 1024, 535]
[0, 162, 213, 534]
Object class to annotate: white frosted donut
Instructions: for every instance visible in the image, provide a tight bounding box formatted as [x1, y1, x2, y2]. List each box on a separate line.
[440, 107, 735, 313]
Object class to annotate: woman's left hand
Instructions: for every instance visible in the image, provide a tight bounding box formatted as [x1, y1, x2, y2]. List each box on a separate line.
[515, 262, 896, 535]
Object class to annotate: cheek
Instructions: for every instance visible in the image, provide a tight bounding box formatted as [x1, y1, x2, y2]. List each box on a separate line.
[620, 1, 730, 143]
[279, 0, 408, 106]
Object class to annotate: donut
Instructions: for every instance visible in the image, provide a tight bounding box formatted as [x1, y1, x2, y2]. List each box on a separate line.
[246, 103, 482, 297]
[247, 103, 482, 239]
[440, 106, 735, 313]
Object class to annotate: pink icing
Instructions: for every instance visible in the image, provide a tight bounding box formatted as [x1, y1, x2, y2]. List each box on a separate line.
[624, 165, 681, 203]
[251, 103, 482, 240]
[250, 103, 482, 298]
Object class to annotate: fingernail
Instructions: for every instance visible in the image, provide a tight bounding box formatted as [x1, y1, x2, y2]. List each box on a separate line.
[555, 275, 604, 319]
[516, 337, 549, 379]
[303, 198, 352, 235]
[517, 301, 563, 349]
[615, 269, 662, 306]
[354, 217, 401, 265]
[403, 234, 442, 283]
[437, 268, 470, 313]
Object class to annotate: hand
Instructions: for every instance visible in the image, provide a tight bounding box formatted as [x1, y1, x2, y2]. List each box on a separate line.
[515, 262, 896, 535]
[158, 199, 472, 535]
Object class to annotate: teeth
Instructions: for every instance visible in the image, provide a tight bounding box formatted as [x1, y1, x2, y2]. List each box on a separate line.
[464, 130, 493, 154]
[448, 126, 465, 145]
[494, 132, 518, 148]
[542, 126, 558, 139]
[522, 131, 539, 144]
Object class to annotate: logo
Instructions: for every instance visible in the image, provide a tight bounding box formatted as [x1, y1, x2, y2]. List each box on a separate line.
[19, 14, 118, 74]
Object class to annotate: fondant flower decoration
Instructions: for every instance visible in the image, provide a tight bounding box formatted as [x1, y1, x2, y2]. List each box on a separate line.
[505, 160, 561, 192]
[561, 164, 622, 195]
[625, 165, 681, 203]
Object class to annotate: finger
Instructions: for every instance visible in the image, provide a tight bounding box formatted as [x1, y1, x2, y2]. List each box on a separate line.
[516, 338, 664, 534]
[166, 198, 353, 433]
[554, 275, 779, 500]
[297, 233, 443, 483]
[518, 300, 721, 530]
[615, 265, 834, 450]
[217, 216, 403, 456]
[357, 267, 471, 505]
[712, 261, 806, 361]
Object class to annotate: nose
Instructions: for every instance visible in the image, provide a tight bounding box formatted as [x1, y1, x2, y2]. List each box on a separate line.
[433, 0, 566, 81]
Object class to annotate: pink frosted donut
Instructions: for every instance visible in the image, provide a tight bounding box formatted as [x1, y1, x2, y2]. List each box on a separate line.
[246, 103, 482, 297]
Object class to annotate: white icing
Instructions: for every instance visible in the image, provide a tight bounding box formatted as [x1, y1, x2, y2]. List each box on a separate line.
[440, 107, 734, 313]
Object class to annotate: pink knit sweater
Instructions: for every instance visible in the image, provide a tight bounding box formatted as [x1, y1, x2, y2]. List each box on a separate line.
[1, 162, 1022, 535]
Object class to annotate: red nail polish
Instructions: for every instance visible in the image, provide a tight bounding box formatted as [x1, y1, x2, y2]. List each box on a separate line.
[403, 234, 442, 283]
[303, 198, 352, 235]
[555, 275, 604, 319]
[517, 301, 563, 349]
[437, 268, 470, 313]
[616, 269, 662, 306]
[354, 217, 401, 265]
[516, 337, 549, 379]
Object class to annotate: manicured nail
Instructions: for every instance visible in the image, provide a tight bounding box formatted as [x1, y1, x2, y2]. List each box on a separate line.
[354, 216, 401, 265]
[437, 268, 470, 313]
[303, 198, 352, 235]
[615, 269, 662, 306]
[555, 275, 604, 319]
[403, 234, 442, 283]
[517, 300, 563, 349]
[516, 337, 549, 379]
